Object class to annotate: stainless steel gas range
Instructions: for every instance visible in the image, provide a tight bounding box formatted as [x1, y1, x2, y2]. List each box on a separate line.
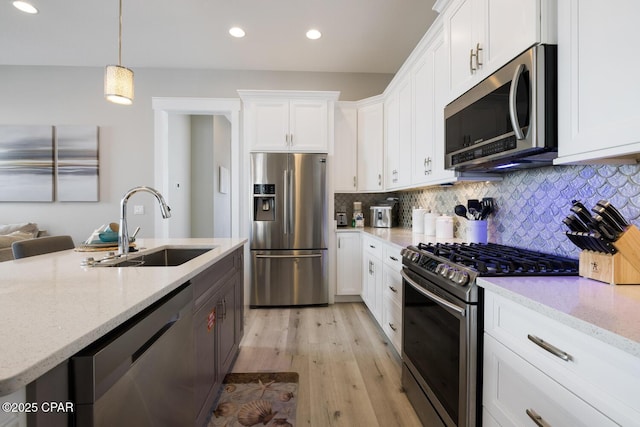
[400, 242, 579, 427]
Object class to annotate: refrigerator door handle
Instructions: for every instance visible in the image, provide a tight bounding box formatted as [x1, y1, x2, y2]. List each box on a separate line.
[255, 254, 323, 259]
[283, 169, 289, 234]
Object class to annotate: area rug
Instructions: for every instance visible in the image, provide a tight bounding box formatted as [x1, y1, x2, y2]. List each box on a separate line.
[208, 372, 299, 427]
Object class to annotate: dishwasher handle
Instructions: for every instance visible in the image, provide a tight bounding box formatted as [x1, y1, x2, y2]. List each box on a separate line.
[72, 285, 192, 404]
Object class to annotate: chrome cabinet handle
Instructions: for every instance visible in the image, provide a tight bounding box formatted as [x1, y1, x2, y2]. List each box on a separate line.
[353, 176, 357, 188]
[527, 334, 572, 361]
[509, 63, 527, 140]
[369, 260, 374, 275]
[338, 238, 341, 249]
[526, 409, 551, 427]
[369, 244, 376, 249]
[378, 173, 382, 186]
[475, 43, 483, 67]
[389, 256, 398, 261]
[290, 133, 293, 145]
[470, 48, 477, 72]
[388, 285, 397, 293]
[388, 323, 397, 331]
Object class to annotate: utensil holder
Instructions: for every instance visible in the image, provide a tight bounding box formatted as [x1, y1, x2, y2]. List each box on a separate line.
[467, 220, 488, 244]
[578, 225, 640, 285]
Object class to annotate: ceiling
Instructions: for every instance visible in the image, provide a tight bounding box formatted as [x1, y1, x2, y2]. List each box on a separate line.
[0, 0, 439, 74]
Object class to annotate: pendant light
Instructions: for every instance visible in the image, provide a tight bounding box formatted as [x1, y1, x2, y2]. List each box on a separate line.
[104, 0, 134, 105]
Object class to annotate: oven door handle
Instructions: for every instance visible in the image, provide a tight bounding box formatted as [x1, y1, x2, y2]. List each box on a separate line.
[401, 270, 466, 317]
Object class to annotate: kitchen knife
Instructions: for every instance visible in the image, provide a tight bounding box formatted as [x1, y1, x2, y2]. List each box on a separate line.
[591, 214, 619, 241]
[563, 215, 589, 233]
[571, 231, 599, 252]
[569, 205, 595, 231]
[565, 232, 588, 251]
[596, 200, 630, 231]
[591, 205, 625, 234]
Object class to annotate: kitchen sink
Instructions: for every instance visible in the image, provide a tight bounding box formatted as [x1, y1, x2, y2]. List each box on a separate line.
[104, 248, 213, 267]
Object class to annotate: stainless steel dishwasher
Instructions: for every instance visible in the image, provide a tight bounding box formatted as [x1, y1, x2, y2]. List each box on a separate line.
[71, 285, 194, 427]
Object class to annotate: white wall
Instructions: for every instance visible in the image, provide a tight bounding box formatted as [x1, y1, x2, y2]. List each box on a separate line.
[190, 115, 215, 238]
[0, 65, 391, 244]
[168, 114, 191, 237]
[212, 115, 232, 238]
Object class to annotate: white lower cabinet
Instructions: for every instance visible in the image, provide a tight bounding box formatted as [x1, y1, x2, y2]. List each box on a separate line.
[483, 290, 640, 427]
[336, 232, 362, 295]
[361, 235, 383, 323]
[483, 334, 617, 427]
[0, 387, 26, 427]
[360, 233, 403, 354]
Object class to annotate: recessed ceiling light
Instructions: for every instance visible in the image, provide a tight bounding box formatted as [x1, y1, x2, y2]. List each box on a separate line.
[13, 1, 38, 14]
[229, 27, 246, 38]
[306, 29, 322, 40]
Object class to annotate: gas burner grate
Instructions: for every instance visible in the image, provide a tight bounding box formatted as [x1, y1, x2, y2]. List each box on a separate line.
[416, 242, 579, 276]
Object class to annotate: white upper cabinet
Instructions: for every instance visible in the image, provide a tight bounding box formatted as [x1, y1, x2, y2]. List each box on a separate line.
[555, 0, 640, 164]
[412, 27, 458, 185]
[334, 102, 359, 192]
[443, 0, 555, 101]
[357, 97, 385, 192]
[385, 75, 412, 189]
[239, 90, 339, 152]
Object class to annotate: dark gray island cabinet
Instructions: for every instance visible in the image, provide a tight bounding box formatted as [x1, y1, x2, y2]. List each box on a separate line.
[21, 246, 245, 427]
[193, 247, 244, 427]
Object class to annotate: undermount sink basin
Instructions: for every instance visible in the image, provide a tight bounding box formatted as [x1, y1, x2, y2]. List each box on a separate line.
[111, 248, 213, 267]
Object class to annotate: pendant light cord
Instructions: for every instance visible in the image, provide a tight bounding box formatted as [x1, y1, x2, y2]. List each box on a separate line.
[118, 0, 123, 66]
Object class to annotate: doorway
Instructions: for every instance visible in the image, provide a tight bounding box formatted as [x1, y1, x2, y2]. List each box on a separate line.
[152, 98, 241, 239]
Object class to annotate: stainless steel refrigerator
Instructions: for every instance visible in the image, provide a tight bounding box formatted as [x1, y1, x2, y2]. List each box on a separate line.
[250, 152, 328, 307]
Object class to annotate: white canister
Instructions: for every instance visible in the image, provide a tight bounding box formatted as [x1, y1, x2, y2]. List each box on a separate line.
[412, 208, 427, 233]
[423, 212, 437, 236]
[435, 215, 454, 239]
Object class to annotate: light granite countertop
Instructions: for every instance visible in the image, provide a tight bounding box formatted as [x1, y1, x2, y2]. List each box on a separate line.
[0, 237, 247, 397]
[477, 276, 640, 359]
[336, 226, 462, 248]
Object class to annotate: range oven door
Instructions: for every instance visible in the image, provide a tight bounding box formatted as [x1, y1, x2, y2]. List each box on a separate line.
[401, 268, 479, 427]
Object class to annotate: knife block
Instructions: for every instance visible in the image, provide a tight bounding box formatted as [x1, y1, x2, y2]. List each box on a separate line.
[578, 225, 640, 285]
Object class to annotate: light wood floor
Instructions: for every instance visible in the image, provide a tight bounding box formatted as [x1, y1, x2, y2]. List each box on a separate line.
[232, 302, 423, 427]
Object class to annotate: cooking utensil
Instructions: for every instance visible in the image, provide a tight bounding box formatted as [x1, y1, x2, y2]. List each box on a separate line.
[454, 204, 470, 220]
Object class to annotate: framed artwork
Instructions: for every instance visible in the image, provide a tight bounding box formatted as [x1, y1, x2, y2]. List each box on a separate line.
[0, 125, 54, 202]
[56, 126, 99, 202]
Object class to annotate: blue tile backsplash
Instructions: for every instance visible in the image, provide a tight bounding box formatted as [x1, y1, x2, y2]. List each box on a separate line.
[336, 164, 640, 258]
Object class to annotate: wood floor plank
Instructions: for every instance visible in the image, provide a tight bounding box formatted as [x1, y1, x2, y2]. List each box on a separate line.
[232, 302, 423, 426]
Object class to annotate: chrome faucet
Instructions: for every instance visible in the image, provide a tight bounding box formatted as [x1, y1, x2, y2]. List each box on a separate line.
[118, 186, 171, 255]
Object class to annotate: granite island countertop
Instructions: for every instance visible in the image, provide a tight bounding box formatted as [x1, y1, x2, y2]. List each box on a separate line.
[477, 276, 640, 359]
[0, 237, 247, 396]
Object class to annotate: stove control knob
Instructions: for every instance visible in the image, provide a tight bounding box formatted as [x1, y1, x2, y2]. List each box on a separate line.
[439, 265, 450, 277]
[435, 263, 445, 275]
[411, 252, 421, 262]
[400, 248, 409, 258]
[447, 268, 457, 280]
[456, 271, 470, 286]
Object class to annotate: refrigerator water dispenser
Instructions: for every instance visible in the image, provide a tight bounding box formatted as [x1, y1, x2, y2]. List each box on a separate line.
[253, 184, 276, 221]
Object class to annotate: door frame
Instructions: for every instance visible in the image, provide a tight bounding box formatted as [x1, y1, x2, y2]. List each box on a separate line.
[152, 97, 242, 238]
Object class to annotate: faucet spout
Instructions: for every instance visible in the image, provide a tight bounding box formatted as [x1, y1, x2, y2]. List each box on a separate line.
[118, 186, 171, 255]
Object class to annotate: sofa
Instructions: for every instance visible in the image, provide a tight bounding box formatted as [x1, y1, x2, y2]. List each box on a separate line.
[0, 223, 45, 262]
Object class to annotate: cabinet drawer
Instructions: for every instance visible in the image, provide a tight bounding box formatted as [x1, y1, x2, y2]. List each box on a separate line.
[383, 299, 402, 354]
[485, 291, 640, 424]
[362, 235, 383, 259]
[382, 243, 403, 271]
[483, 334, 618, 427]
[383, 267, 402, 307]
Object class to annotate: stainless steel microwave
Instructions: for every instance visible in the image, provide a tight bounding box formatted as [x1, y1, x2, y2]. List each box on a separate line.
[444, 44, 557, 172]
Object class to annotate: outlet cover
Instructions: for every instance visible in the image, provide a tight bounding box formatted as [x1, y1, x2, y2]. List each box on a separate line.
[134, 205, 145, 215]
